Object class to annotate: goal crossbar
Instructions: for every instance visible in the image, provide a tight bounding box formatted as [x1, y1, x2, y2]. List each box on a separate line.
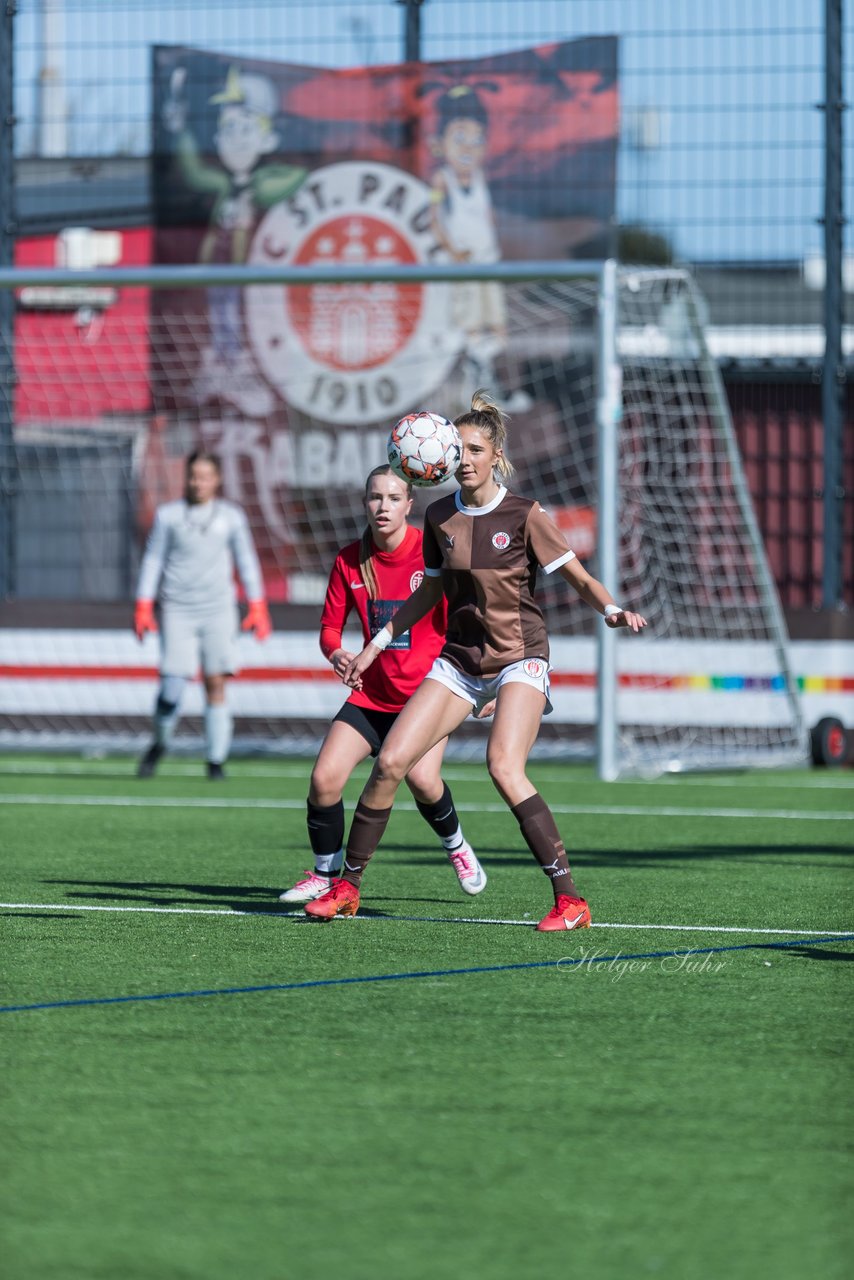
[1, 260, 606, 290]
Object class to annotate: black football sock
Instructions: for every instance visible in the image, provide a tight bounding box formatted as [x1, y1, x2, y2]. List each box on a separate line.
[306, 799, 345, 874]
[415, 783, 464, 849]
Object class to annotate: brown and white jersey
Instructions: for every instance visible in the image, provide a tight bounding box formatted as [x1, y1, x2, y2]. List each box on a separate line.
[422, 486, 575, 677]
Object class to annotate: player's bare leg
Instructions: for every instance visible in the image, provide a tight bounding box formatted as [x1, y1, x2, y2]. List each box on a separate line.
[486, 681, 590, 931]
[405, 738, 487, 896]
[484, 680, 545, 808]
[310, 719, 374, 807]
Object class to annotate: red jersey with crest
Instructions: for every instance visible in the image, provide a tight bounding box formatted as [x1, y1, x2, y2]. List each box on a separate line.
[320, 525, 447, 713]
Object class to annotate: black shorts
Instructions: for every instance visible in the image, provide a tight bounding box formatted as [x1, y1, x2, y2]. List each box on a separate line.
[333, 702, 400, 757]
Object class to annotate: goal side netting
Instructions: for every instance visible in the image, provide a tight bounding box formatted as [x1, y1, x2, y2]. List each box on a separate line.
[604, 268, 806, 775]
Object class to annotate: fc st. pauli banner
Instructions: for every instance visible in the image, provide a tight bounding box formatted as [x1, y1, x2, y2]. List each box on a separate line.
[150, 39, 617, 594]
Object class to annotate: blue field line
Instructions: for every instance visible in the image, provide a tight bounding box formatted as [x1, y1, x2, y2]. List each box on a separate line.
[1, 935, 851, 1015]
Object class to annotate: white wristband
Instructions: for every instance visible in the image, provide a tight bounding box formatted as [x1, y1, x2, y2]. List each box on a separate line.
[604, 604, 623, 618]
[372, 625, 394, 651]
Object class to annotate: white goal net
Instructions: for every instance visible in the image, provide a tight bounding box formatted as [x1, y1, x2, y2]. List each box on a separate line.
[604, 269, 806, 774]
[0, 263, 807, 773]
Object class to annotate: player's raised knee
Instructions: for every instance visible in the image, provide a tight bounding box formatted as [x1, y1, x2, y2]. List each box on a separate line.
[375, 743, 411, 787]
[309, 758, 348, 802]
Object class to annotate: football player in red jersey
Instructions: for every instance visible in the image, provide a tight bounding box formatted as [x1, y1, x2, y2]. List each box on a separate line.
[278, 464, 486, 904]
[308, 392, 646, 931]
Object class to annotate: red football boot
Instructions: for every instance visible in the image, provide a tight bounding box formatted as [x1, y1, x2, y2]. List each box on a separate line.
[536, 894, 592, 932]
[304, 877, 360, 921]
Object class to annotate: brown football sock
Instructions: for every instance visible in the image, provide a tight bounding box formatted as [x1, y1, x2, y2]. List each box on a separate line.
[341, 800, 393, 887]
[511, 793, 580, 899]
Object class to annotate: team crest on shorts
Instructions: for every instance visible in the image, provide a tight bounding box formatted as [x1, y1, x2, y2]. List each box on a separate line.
[245, 162, 463, 425]
[523, 659, 546, 679]
[492, 531, 511, 550]
[410, 571, 424, 591]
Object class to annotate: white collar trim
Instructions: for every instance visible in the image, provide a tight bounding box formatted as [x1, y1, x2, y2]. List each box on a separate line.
[454, 485, 507, 517]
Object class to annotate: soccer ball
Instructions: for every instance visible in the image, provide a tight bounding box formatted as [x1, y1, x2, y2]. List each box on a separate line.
[387, 411, 462, 487]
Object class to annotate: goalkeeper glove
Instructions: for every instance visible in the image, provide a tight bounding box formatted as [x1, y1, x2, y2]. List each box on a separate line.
[242, 599, 272, 641]
[134, 599, 158, 640]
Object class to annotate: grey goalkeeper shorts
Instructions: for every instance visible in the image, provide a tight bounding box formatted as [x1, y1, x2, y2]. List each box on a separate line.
[159, 603, 240, 678]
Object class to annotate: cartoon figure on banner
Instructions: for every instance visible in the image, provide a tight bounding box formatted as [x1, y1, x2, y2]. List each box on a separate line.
[162, 64, 308, 418]
[424, 83, 531, 414]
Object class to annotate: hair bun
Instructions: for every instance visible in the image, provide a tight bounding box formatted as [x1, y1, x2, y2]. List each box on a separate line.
[470, 388, 501, 420]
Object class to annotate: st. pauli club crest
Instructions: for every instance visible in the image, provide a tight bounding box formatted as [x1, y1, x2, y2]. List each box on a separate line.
[246, 162, 463, 425]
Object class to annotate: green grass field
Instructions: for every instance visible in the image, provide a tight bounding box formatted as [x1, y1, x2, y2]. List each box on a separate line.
[1, 754, 852, 1280]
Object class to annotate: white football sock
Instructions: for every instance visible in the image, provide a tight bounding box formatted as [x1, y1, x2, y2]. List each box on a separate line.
[314, 851, 343, 875]
[441, 824, 464, 851]
[205, 703, 232, 764]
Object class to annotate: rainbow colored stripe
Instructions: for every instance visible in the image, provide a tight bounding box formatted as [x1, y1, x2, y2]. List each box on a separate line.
[547, 672, 853, 692]
[0, 667, 851, 693]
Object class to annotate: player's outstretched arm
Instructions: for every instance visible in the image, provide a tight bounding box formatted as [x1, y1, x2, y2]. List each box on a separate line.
[342, 576, 444, 689]
[558, 558, 647, 633]
[134, 509, 169, 639]
[230, 510, 270, 639]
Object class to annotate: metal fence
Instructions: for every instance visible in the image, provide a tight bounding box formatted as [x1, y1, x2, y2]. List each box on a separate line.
[1, 0, 851, 620]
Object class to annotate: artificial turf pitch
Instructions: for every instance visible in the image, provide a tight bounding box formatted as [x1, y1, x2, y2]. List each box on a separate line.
[1, 755, 852, 1280]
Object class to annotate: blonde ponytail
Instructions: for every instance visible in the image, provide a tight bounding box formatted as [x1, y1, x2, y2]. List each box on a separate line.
[455, 388, 515, 478]
[358, 526, 379, 599]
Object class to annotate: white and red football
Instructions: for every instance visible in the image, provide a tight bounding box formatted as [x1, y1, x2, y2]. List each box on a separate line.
[387, 411, 462, 487]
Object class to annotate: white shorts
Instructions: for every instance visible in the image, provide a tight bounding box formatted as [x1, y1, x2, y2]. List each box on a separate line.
[425, 655, 553, 716]
[160, 604, 240, 678]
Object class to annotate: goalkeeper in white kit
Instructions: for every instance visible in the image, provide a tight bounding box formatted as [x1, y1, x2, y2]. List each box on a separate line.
[134, 450, 271, 779]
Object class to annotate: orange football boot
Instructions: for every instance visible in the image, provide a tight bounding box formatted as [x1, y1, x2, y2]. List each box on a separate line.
[304, 877, 360, 921]
[536, 894, 592, 932]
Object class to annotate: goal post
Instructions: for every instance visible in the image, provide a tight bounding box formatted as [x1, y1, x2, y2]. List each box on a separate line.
[595, 257, 621, 781]
[0, 258, 807, 774]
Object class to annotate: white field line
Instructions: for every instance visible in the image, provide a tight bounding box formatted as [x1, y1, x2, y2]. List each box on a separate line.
[652, 775, 854, 791]
[1, 761, 853, 790]
[1, 900, 852, 936]
[0, 792, 851, 822]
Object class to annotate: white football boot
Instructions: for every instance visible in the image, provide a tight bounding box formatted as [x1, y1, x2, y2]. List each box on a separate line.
[446, 842, 488, 896]
[278, 871, 334, 904]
